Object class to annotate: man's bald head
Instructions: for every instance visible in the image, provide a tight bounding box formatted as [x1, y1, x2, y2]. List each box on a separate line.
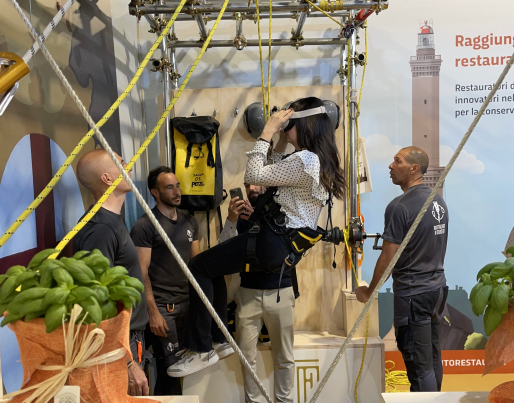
[400, 146, 429, 174]
[77, 149, 131, 196]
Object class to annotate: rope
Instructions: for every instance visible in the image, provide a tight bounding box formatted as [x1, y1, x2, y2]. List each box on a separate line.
[267, 0, 272, 120]
[0, 0, 187, 250]
[308, 46, 514, 403]
[254, 0, 267, 121]
[384, 360, 410, 392]
[10, 1, 274, 402]
[352, 25, 368, 403]
[22, 0, 76, 64]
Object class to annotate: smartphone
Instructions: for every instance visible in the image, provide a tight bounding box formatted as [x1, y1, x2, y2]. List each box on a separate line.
[229, 187, 244, 201]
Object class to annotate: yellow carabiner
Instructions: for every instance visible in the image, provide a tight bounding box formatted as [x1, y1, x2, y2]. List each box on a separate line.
[0, 52, 29, 94]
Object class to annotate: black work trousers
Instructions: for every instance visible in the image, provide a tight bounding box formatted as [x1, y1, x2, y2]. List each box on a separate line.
[147, 301, 189, 396]
[394, 286, 448, 392]
[186, 223, 291, 352]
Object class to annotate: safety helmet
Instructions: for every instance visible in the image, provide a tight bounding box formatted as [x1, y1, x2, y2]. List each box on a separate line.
[243, 102, 267, 139]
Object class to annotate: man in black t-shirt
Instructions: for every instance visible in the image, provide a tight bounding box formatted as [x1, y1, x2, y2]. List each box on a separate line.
[356, 147, 449, 392]
[73, 149, 149, 396]
[219, 183, 296, 403]
[130, 166, 200, 395]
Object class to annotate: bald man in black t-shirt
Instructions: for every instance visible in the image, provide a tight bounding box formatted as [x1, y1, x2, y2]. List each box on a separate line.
[356, 147, 449, 393]
[73, 149, 149, 397]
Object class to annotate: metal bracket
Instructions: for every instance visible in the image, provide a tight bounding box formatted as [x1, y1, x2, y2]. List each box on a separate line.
[150, 57, 172, 73]
[233, 35, 247, 50]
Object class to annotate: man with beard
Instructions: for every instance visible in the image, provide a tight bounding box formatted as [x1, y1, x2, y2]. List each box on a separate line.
[131, 166, 201, 395]
[219, 183, 296, 403]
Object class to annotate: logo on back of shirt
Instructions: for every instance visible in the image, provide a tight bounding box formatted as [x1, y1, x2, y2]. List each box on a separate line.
[187, 229, 193, 242]
[432, 201, 446, 236]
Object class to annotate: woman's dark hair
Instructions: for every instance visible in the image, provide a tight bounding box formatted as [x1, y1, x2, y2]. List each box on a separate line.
[289, 97, 346, 200]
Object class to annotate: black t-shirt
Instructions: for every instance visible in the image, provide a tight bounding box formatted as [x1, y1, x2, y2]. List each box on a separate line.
[237, 219, 292, 290]
[130, 208, 199, 304]
[73, 207, 149, 331]
[382, 184, 448, 297]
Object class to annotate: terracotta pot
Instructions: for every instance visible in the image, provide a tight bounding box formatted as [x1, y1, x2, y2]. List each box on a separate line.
[8, 309, 155, 403]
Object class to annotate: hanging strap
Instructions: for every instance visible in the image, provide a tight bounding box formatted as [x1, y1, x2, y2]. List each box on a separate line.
[217, 205, 223, 232]
[291, 267, 300, 299]
[185, 142, 194, 168]
[206, 141, 215, 167]
[206, 209, 211, 249]
[325, 192, 337, 269]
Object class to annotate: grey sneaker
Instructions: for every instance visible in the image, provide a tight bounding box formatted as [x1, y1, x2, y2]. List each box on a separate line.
[213, 342, 235, 360]
[167, 349, 219, 377]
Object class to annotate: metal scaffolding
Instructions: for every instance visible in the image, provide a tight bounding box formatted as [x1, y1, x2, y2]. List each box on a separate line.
[130, 0, 389, 290]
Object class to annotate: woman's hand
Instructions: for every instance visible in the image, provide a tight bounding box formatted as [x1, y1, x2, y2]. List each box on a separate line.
[260, 109, 294, 142]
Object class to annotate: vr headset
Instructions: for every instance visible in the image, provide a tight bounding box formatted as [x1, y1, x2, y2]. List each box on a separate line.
[281, 105, 327, 132]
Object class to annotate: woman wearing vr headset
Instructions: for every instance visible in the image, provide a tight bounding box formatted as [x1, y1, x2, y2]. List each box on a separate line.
[167, 97, 346, 378]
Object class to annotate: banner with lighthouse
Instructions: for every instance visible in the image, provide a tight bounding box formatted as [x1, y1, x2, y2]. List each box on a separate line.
[357, 0, 514, 380]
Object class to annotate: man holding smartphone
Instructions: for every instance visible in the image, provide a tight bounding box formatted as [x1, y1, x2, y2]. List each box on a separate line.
[220, 183, 296, 403]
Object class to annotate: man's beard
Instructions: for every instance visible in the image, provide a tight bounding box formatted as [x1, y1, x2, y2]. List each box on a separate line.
[161, 195, 181, 208]
[248, 192, 260, 206]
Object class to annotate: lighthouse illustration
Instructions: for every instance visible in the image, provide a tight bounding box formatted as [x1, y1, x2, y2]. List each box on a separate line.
[409, 20, 445, 195]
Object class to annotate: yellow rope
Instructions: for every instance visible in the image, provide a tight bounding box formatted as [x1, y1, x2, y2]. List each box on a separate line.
[385, 360, 410, 392]
[48, 0, 231, 259]
[0, 0, 188, 249]
[255, 0, 267, 122]
[305, 0, 345, 29]
[267, 0, 272, 120]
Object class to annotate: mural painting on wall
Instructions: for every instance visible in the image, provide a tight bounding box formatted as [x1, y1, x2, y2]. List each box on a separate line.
[360, 0, 514, 379]
[0, 0, 120, 392]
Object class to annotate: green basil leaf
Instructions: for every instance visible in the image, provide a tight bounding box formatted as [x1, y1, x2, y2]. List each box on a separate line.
[20, 278, 40, 291]
[27, 249, 58, 269]
[507, 246, 514, 257]
[45, 304, 67, 333]
[79, 297, 102, 327]
[112, 286, 141, 304]
[42, 288, 70, 308]
[83, 254, 111, 276]
[52, 268, 74, 289]
[0, 277, 17, 301]
[19, 298, 45, 317]
[477, 262, 502, 281]
[122, 276, 144, 293]
[472, 284, 493, 316]
[24, 310, 46, 322]
[491, 284, 510, 314]
[101, 301, 117, 320]
[61, 258, 96, 285]
[469, 282, 484, 304]
[70, 286, 97, 303]
[490, 264, 512, 280]
[100, 267, 127, 286]
[73, 251, 91, 260]
[91, 285, 109, 303]
[1, 313, 23, 327]
[0, 275, 6, 286]
[481, 273, 492, 285]
[484, 305, 504, 336]
[6, 265, 26, 277]
[14, 271, 38, 288]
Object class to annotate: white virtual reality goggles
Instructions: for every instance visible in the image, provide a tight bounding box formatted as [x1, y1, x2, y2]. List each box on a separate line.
[281, 105, 327, 132]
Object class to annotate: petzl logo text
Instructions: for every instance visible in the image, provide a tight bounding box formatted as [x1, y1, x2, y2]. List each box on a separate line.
[432, 201, 445, 223]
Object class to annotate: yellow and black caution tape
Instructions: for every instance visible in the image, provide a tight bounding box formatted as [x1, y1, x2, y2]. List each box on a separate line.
[0, 0, 188, 249]
[48, 0, 231, 259]
[385, 360, 410, 392]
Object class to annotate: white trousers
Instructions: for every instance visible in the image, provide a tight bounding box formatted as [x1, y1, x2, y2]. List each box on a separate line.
[235, 286, 295, 403]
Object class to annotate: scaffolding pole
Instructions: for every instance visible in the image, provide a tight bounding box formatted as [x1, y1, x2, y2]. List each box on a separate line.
[168, 37, 347, 48]
[129, 1, 385, 16]
[347, 11, 359, 291]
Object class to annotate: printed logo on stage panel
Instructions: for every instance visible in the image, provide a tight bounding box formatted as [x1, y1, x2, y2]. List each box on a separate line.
[295, 359, 320, 403]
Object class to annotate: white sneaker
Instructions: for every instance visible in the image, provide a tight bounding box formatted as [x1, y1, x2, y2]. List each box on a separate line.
[213, 342, 235, 360]
[167, 349, 219, 377]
